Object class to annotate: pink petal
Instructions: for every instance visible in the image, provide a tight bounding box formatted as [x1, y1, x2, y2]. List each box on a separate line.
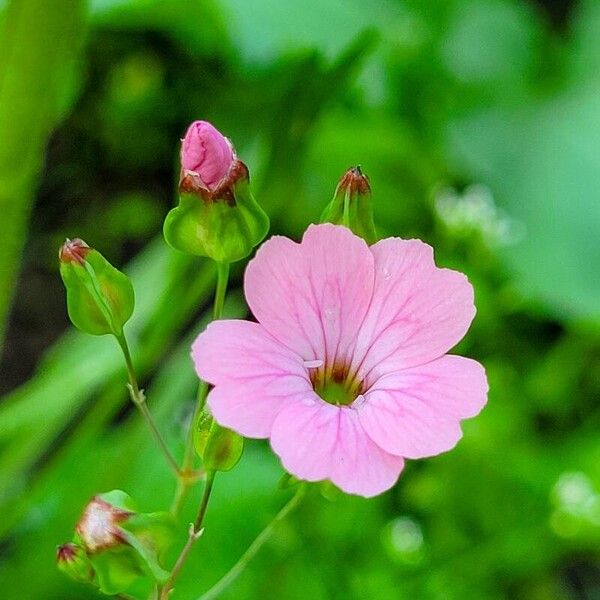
[192, 320, 310, 437]
[181, 121, 234, 190]
[270, 399, 405, 497]
[244, 224, 375, 366]
[358, 355, 488, 459]
[351, 238, 476, 384]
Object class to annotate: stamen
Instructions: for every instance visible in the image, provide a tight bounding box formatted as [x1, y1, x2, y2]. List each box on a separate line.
[310, 361, 364, 407]
[303, 359, 324, 369]
[353, 394, 366, 409]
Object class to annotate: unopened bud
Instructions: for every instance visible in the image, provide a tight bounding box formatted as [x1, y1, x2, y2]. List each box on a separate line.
[201, 421, 244, 472]
[320, 166, 377, 244]
[164, 120, 269, 263]
[56, 542, 95, 584]
[180, 120, 234, 192]
[63, 490, 174, 595]
[76, 495, 132, 553]
[59, 239, 135, 336]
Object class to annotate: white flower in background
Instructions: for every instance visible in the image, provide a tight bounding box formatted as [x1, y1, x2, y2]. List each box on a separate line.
[434, 183, 524, 247]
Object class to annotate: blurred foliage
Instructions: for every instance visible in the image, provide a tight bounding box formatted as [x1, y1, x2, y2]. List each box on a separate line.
[0, 0, 86, 351]
[0, 0, 599, 599]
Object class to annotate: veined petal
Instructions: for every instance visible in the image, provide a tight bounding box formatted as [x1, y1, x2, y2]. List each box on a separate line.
[192, 320, 306, 384]
[358, 355, 488, 459]
[351, 238, 475, 384]
[192, 320, 310, 437]
[270, 399, 405, 497]
[244, 224, 375, 367]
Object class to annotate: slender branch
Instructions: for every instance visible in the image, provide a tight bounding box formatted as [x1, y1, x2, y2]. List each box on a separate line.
[171, 262, 230, 515]
[160, 472, 216, 600]
[115, 332, 181, 478]
[197, 485, 306, 600]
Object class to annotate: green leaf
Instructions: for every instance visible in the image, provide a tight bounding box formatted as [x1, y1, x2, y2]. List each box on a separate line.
[0, 0, 86, 353]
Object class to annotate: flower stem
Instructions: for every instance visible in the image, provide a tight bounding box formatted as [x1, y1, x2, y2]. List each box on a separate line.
[159, 471, 216, 600]
[115, 332, 181, 478]
[212, 261, 230, 321]
[196, 485, 306, 600]
[171, 262, 230, 515]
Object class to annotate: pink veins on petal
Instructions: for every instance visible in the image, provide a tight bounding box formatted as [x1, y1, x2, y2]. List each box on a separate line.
[192, 224, 488, 497]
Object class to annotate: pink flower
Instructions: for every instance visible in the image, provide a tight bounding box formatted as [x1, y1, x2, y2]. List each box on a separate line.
[192, 224, 488, 497]
[180, 120, 234, 191]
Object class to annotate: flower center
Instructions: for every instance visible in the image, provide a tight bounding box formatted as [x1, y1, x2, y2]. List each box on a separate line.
[311, 364, 363, 406]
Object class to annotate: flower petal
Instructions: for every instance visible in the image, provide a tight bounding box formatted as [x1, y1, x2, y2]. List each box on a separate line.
[351, 238, 476, 384]
[192, 320, 310, 437]
[270, 399, 405, 497]
[358, 355, 488, 459]
[244, 224, 375, 366]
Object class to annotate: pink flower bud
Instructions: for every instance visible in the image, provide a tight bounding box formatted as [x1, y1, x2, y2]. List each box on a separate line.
[180, 120, 234, 191]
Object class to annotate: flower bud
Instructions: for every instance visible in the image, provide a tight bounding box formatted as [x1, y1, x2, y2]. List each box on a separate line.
[76, 494, 132, 553]
[164, 121, 269, 263]
[180, 120, 234, 191]
[319, 166, 377, 244]
[200, 421, 244, 472]
[59, 238, 135, 336]
[56, 542, 95, 584]
[63, 490, 174, 596]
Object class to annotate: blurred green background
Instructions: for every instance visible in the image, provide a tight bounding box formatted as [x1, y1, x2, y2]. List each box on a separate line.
[1, 0, 599, 598]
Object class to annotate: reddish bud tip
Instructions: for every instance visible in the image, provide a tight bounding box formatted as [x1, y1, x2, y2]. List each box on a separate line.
[180, 120, 235, 192]
[56, 543, 78, 563]
[337, 165, 371, 196]
[56, 542, 95, 583]
[59, 238, 90, 265]
[319, 165, 377, 244]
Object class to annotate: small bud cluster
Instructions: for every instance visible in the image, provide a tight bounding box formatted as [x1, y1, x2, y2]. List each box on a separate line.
[57, 491, 173, 596]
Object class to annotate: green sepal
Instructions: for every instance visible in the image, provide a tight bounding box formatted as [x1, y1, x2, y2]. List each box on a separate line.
[97, 489, 136, 511]
[120, 511, 176, 584]
[163, 179, 269, 263]
[193, 408, 214, 458]
[89, 546, 145, 596]
[60, 248, 134, 336]
[201, 421, 244, 472]
[319, 480, 343, 502]
[279, 472, 301, 490]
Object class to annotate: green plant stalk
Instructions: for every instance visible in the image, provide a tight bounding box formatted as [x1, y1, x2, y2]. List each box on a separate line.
[171, 262, 230, 515]
[159, 471, 216, 600]
[115, 331, 181, 478]
[197, 485, 306, 600]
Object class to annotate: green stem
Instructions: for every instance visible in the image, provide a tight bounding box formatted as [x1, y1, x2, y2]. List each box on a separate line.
[212, 261, 230, 321]
[171, 262, 230, 515]
[115, 332, 181, 478]
[160, 471, 216, 600]
[197, 485, 306, 600]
